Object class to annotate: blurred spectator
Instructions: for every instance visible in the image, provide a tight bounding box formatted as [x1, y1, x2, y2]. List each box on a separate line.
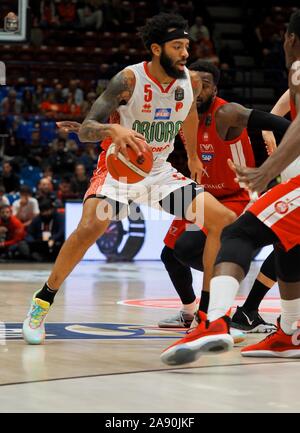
[41, 166, 60, 190]
[77, 142, 98, 175]
[0, 185, 10, 206]
[56, 0, 77, 28]
[35, 177, 58, 206]
[0, 161, 20, 193]
[255, 15, 278, 50]
[57, 176, 79, 205]
[34, 82, 47, 108]
[190, 31, 218, 64]
[12, 185, 40, 228]
[40, 0, 58, 27]
[81, 91, 97, 116]
[71, 164, 89, 199]
[25, 129, 44, 167]
[22, 89, 36, 113]
[178, 1, 194, 23]
[62, 79, 84, 106]
[190, 16, 210, 41]
[102, 0, 123, 30]
[24, 199, 65, 261]
[0, 204, 25, 259]
[1, 90, 22, 115]
[48, 138, 77, 176]
[3, 135, 23, 164]
[119, 1, 135, 30]
[78, 4, 103, 30]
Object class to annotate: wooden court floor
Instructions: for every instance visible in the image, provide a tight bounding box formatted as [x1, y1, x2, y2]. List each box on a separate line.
[0, 261, 299, 413]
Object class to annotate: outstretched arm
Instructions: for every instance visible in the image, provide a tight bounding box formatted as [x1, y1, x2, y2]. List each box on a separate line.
[216, 102, 290, 136]
[262, 89, 290, 155]
[230, 63, 300, 193]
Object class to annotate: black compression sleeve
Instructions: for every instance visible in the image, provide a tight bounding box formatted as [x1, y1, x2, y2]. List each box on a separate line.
[247, 109, 291, 136]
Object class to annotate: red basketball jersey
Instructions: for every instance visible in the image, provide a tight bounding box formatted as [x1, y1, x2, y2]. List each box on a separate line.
[196, 97, 255, 198]
[290, 98, 297, 121]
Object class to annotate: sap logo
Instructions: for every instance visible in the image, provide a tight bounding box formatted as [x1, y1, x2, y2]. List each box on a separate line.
[202, 153, 214, 162]
[154, 108, 172, 120]
[200, 143, 214, 153]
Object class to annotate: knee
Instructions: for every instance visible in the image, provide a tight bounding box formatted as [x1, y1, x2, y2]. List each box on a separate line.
[220, 209, 237, 228]
[75, 218, 106, 244]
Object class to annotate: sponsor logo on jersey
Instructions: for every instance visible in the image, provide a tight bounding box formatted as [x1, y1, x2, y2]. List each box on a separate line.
[142, 103, 152, 113]
[154, 108, 172, 120]
[275, 201, 289, 214]
[200, 143, 215, 162]
[203, 183, 225, 190]
[175, 86, 184, 101]
[132, 120, 183, 144]
[175, 101, 184, 112]
[151, 144, 171, 153]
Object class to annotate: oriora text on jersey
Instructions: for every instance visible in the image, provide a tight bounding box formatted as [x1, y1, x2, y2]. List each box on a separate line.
[132, 120, 183, 144]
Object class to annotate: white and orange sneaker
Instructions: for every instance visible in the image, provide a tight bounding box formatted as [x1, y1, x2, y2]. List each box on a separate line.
[160, 311, 234, 366]
[241, 318, 300, 358]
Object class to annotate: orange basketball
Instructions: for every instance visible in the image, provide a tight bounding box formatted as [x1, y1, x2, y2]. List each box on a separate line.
[106, 141, 153, 184]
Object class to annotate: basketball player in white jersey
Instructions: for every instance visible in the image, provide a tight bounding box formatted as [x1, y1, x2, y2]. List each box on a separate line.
[22, 13, 236, 344]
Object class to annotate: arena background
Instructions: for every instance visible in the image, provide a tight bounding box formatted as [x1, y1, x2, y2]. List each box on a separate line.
[0, 0, 295, 262]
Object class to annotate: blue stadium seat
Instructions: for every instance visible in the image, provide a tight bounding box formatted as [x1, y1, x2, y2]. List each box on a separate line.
[20, 165, 43, 191]
[40, 121, 57, 144]
[16, 121, 34, 141]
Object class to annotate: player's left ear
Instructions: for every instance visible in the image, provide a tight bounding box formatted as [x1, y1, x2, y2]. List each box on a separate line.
[213, 85, 217, 96]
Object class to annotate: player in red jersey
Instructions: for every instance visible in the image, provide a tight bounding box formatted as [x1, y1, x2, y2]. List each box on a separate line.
[161, 10, 300, 364]
[159, 60, 290, 333]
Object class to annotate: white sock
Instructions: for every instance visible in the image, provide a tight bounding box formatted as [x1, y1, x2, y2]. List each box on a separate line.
[182, 300, 197, 315]
[280, 298, 300, 335]
[207, 276, 240, 322]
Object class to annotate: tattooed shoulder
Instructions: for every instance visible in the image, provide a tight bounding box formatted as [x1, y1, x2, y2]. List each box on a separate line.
[108, 68, 136, 105]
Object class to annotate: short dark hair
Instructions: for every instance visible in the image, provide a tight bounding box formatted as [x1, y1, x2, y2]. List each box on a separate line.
[139, 13, 188, 51]
[39, 199, 54, 212]
[288, 10, 300, 39]
[188, 60, 221, 85]
[20, 185, 32, 195]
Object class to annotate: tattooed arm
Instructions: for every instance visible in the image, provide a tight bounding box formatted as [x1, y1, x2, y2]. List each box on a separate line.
[78, 69, 146, 157]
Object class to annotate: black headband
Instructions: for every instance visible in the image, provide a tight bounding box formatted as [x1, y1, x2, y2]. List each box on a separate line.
[157, 28, 190, 45]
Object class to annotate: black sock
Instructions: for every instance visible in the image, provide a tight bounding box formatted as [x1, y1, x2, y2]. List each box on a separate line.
[243, 280, 271, 312]
[199, 291, 210, 313]
[35, 283, 57, 305]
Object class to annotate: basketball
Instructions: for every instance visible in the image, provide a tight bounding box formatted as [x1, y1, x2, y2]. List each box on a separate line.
[106, 141, 153, 183]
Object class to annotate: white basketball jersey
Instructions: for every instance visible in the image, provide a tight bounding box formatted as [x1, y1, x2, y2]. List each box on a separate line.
[117, 62, 194, 172]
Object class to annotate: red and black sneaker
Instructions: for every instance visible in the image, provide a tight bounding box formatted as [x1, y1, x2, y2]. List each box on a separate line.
[241, 318, 300, 358]
[160, 311, 234, 366]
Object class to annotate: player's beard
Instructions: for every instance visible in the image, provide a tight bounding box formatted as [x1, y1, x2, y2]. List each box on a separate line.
[160, 48, 186, 79]
[197, 95, 214, 114]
